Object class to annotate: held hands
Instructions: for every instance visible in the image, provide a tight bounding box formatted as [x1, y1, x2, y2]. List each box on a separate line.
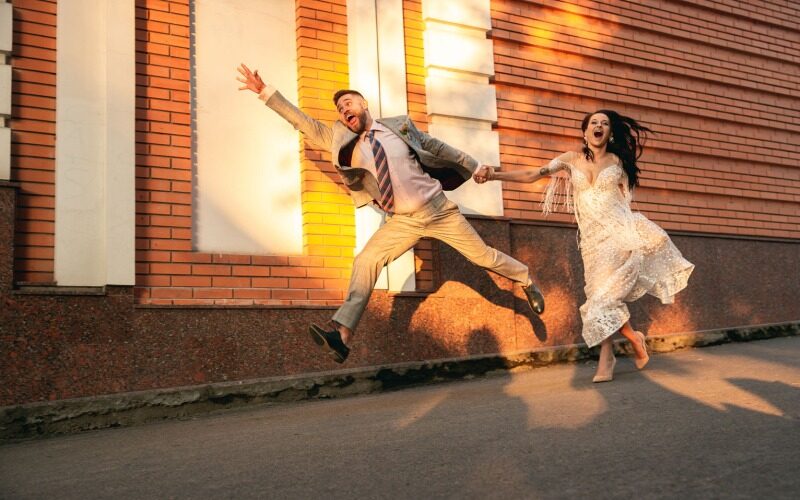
[236, 63, 266, 94]
[473, 165, 495, 184]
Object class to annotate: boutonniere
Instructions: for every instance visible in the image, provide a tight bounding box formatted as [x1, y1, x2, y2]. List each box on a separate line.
[398, 121, 409, 136]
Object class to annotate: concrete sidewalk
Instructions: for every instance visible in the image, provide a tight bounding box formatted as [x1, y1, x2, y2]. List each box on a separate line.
[1, 336, 799, 499]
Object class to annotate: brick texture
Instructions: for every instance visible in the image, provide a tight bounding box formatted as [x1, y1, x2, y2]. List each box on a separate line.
[10, 0, 56, 283]
[10, 0, 798, 306]
[490, 0, 800, 239]
[295, 0, 353, 307]
[3, 0, 800, 407]
[133, 0, 357, 305]
[132, 0, 441, 304]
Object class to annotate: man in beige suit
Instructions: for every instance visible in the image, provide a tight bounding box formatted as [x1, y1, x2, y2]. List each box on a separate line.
[237, 63, 544, 363]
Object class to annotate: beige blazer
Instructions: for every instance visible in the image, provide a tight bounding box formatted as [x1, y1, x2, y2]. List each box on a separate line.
[265, 90, 479, 208]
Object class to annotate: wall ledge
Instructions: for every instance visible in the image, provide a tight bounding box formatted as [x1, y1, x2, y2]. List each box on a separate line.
[2, 321, 797, 442]
[13, 285, 106, 296]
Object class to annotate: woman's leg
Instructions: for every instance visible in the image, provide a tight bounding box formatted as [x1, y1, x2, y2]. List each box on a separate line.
[593, 337, 616, 383]
[619, 321, 649, 369]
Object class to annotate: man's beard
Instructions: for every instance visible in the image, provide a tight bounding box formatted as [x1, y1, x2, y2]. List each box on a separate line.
[347, 112, 368, 134]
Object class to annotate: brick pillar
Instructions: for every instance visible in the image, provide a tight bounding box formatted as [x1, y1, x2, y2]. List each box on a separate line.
[10, 0, 57, 284]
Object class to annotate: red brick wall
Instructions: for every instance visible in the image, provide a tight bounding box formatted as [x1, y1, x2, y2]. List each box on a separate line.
[10, 0, 56, 284]
[491, 0, 800, 238]
[294, 0, 352, 304]
[3, 0, 800, 408]
[404, 0, 427, 125]
[9, 0, 798, 304]
[133, 0, 354, 305]
[133, 0, 437, 304]
[134, 0, 193, 303]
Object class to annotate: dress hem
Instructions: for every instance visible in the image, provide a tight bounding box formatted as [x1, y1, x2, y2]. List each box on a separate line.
[581, 264, 694, 348]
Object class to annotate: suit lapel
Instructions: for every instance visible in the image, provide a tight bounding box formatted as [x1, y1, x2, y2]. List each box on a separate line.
[377, 117, 417, 150]
[331, 121, 358, 167]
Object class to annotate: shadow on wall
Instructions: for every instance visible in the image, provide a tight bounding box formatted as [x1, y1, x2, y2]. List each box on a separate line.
[349, 221, 583, 367]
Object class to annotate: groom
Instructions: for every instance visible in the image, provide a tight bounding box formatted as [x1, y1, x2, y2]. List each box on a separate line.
[237, 63, 544, 363]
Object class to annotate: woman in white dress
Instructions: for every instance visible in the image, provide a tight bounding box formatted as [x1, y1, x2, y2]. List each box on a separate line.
[474, 110, 694, 382]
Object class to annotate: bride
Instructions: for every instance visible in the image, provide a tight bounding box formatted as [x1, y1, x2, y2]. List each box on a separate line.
[475, 110, 694, 382]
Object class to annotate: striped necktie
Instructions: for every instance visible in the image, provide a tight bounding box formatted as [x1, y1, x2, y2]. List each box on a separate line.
[366, 130, 394, 213]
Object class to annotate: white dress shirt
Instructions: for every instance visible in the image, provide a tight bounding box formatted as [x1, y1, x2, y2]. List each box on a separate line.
[352, 122, 443, 214]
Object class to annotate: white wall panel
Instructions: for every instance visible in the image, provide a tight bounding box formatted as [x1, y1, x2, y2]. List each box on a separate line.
[0, 2, 10, 53]
[349, 0, 414, 292]
[0, 1, 11, 181]
[0, 65, 9, 118]
[426, 76, 497, 123]
[422, 0, 503, 216]
[424, 25, 494, 75]
[55, 0, 135, 286]
[194, 0, 302, 255]
[422, 0, 491, 30]
[428, 120, 499, 167]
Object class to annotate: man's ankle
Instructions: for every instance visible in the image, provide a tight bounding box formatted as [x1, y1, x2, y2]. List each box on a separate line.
[334, 321, 352, 345]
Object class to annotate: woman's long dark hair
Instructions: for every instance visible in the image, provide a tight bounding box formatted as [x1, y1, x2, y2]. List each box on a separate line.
[581, 110, 652, 190]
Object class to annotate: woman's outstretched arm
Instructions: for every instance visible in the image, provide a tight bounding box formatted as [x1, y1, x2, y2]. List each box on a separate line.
[473, 152, 572, 184]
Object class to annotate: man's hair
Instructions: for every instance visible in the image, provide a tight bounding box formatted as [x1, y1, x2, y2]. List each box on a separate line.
[333, 89, 365, 106]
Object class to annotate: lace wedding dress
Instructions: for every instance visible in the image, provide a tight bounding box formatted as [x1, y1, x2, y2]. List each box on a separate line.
[545, 158, 694, 347]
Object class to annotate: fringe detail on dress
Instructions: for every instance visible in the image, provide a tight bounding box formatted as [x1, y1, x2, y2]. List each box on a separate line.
[541, 159, 574, 217]
[541, 158, 581, 248]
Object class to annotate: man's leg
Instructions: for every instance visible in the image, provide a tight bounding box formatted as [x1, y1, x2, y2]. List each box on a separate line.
[310, 215, 422, 362]
[425, 199, 544, 313]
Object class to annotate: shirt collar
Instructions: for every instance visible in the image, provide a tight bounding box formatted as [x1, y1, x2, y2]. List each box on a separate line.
[363, 121, 389, 141]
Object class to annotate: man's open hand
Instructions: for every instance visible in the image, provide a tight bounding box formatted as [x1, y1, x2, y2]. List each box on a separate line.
[236, 63, 266, 94]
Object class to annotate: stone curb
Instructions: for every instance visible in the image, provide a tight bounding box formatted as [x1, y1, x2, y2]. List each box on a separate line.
[1, 321, 797, 442]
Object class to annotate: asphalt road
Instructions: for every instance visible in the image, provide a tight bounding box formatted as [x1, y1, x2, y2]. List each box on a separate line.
[1, 336, 799, 499]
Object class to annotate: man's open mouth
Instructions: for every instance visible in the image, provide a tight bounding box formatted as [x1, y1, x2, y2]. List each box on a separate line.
[346, 113, 358, 127]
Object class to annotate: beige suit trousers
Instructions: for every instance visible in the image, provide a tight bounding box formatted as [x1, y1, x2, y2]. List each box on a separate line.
[332, 193, 530, 330]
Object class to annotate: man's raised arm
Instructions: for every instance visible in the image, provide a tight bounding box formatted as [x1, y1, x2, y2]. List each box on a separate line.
[237, 63, 333, 151]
